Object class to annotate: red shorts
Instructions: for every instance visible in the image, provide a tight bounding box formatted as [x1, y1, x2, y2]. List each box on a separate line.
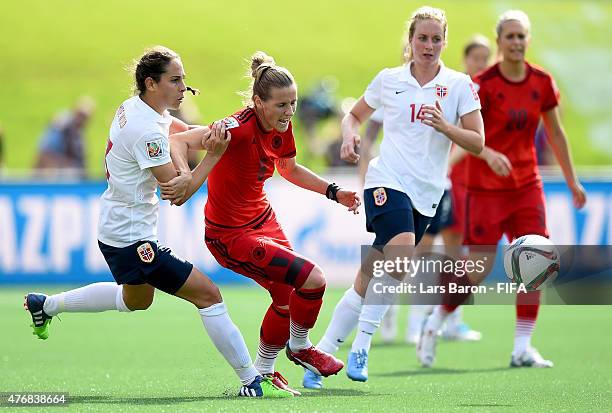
[449, 182, 467, 235]
[205, 208, 315, 304]
[464, 183, 548, 245]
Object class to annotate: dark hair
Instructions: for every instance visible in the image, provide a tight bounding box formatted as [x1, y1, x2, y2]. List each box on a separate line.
[133, 46, 179, 95]
[241, 51, 294, 106]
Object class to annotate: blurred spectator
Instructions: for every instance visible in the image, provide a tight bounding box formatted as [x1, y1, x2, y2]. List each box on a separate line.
[298, 76, 339, 158]
[34, 96, 95, 177]
[169, 95, 202, 170]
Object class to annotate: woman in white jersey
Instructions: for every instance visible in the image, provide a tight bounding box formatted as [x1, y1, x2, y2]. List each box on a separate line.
[24, 46, 291, 398]
[305, 6, 484, 388]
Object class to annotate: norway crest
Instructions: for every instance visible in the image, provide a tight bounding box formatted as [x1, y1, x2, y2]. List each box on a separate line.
[435, 84, 448, 99]
[373, 187, 387, 206]
[137, 242, 155, 263]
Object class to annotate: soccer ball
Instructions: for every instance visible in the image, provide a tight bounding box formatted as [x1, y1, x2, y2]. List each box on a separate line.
[503, 235, 560, 291]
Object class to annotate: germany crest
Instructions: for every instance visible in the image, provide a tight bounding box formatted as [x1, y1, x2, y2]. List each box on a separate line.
[435, 84, 448, 99]
[137, 242, 155, 263]
[373, 187, 387, 206]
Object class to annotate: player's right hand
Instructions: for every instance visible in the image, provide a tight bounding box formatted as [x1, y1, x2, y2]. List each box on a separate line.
[340, 134, 361, 164]
[483, 147, 512, 177]
[159, 172, 192, 205]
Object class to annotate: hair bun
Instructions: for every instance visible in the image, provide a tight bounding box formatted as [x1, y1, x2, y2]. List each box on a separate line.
[250, 51, 275, 78]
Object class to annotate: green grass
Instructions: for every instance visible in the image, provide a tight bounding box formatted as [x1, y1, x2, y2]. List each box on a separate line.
[1, 0, 611, 174]
[1, 286, 611, 412]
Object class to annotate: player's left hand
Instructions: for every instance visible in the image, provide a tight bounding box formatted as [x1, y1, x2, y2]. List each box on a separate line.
[337, 190, 361, 214]
[421, 100, 449, 134]
[569, 181, 586, 209]
[159, 172, 192, 205]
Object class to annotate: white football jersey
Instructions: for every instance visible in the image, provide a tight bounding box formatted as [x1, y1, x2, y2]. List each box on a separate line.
[363, 61, 480, 217]
[98, 96, 172, 247]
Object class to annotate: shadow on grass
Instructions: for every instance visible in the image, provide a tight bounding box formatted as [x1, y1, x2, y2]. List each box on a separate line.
[372, 366, 510, 377]
[69, 388, 380, 405]
[300, 388, 383, 397]
[69, 395, 234, 405]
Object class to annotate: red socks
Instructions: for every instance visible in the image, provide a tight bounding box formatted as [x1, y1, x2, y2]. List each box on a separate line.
[289, 286, 326, 329]
[260, 303, 290, 346]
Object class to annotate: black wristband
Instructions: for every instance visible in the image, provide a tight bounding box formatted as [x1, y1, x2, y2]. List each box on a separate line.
[326, 183, 340, 202]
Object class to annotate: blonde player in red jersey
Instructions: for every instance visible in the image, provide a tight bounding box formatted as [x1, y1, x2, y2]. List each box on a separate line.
[418, 10, 586, 369]
[163, 51, 361, 395]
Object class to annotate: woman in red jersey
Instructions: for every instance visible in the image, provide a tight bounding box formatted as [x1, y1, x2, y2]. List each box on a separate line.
[418, 10, 586, 369]
[165, 51, 360, 395]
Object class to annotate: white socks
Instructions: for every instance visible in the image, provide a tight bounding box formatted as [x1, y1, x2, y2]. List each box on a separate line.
[513, 318, 535, 356]
[317, 286, 363, 354]
[351, 273, 401, 352]
[407, 305, 434, 339]
[423, 305, 449, 335]
[198, 302, 259, 385]
[289, 320, 312, 352]
[42, 282, 131, 316]
[254, 341, 284, 376]
[445, 307, 462, 332]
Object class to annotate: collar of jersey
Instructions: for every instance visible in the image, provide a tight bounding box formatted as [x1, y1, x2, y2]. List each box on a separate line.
[399, 60, 448, 89]
[135, 96, 172, 125]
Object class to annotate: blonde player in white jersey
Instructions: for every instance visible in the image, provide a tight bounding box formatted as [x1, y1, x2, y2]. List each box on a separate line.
[24, 46, 291, 398]
[304, 6, 485, 388]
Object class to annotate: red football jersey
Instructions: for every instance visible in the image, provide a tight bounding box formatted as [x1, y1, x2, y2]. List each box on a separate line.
[467, 62, 560, 191]
[450, 156, 467, 187]
[205, 108, 297, 228]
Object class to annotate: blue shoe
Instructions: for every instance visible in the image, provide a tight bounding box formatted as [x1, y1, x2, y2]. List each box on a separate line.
[302, 368, 323, 389]
[24, 293, 53, 340]
[346, 349, 368, 382]
[441, 322, 482, 341]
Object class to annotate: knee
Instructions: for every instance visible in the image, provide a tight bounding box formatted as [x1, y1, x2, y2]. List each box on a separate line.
[125, 295, 154, 311]
[386, 232, 416, 248]
[194, 284, 222, 309]
[299, 266, 326, 290]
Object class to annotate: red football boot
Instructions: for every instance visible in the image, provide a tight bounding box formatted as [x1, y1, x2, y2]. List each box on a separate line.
[285, 344, 344, 377]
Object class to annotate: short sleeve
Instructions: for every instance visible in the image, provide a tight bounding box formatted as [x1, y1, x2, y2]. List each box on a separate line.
[541, 74, 560, 112]
[132, 133, 171, 170]
[363, 69, 386, 110]
[457, 75, 482, 117]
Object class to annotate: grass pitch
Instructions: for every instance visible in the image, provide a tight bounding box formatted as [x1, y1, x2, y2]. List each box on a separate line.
[1, 286, 611, 412]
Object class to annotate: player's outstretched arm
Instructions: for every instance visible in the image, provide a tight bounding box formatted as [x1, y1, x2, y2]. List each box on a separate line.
[169, 126, 211, 174]
[162, 122, 230, 206]
[541, 107, 586, 209]
[156, 127, 212, 204]
[275, 157, 361, 214]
